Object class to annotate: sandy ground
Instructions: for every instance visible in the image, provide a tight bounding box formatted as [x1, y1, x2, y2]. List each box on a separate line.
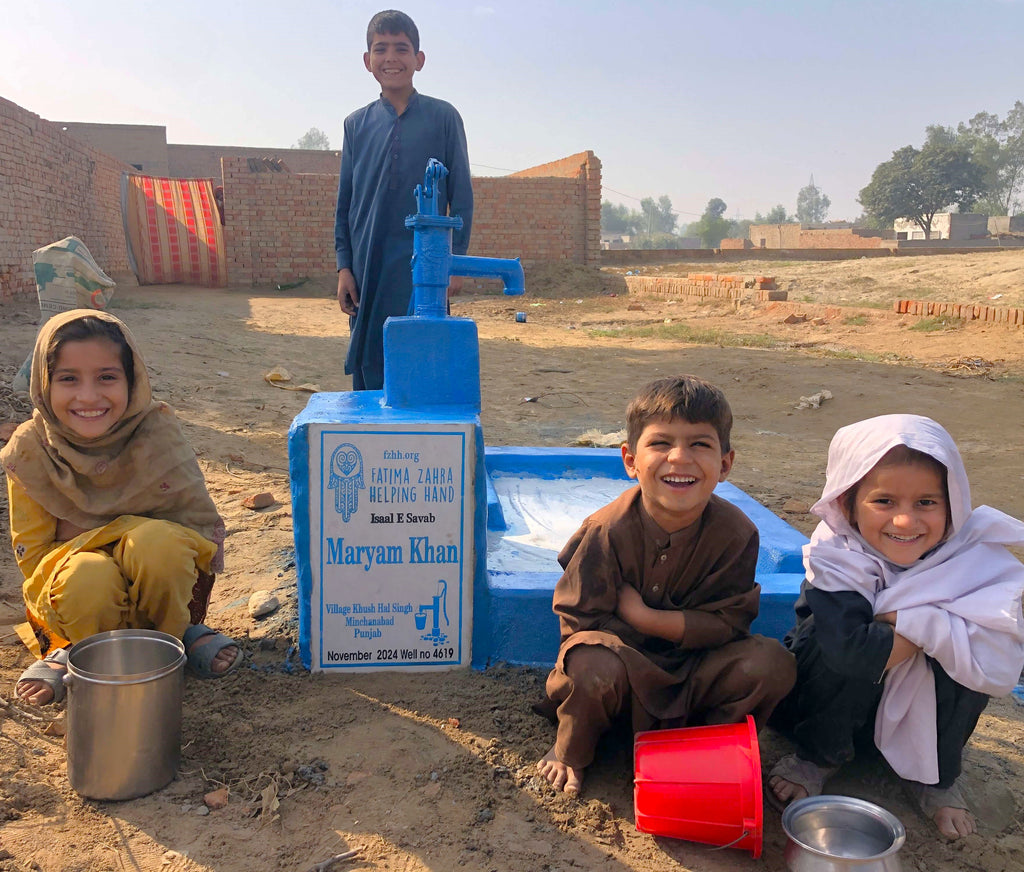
[1, 251, 1023, 872]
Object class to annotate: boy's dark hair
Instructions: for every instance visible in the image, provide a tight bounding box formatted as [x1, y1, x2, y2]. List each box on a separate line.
[626, 376, 733, 452]
[47, 316, 135, 390]
[367, 10, 420, 52]
[842, 444, 951, 530]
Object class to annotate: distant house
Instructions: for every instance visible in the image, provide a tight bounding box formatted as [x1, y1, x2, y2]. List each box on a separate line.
[988, 215, 1024, 235]
[893, 213, 988, 241]
[601, 233, 634, 250]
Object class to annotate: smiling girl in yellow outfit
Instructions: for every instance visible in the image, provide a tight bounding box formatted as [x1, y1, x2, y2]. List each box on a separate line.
[2, 310, 241, 704]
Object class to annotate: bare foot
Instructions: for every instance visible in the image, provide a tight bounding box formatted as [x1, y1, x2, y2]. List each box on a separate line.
[187, 634, 239, 674]
[537, 746, 583, 795]
[768, 775, 809, 807]
[15, 660, 65, 705]
[933, 806, 975, 840]
[15, 649, 69, 706]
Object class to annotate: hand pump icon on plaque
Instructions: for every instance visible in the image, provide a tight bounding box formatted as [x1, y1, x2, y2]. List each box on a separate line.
[415, 579, 449, 646]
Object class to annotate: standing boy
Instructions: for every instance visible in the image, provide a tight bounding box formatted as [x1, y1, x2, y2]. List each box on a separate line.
[537, 376, 796, 795]
[335, 9, 473, 391]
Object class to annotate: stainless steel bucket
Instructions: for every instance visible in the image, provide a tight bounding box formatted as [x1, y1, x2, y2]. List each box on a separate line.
[65, 629, 186, 801]
[782, 795, 905, 872]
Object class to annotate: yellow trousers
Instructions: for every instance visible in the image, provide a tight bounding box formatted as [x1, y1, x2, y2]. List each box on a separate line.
[21, 516, 217, 654]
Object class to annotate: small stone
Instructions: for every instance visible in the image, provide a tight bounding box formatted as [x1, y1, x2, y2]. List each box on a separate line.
[781, 499, 811, 514]
[476, 807, 494, 823]
[204, 787, 229, 810]
[180, 804, 193, 813]
[195, 805, 210, 816]
[248, 590, 280, 618]
[242, 491, 275, 510]
[783, 313, 808, 324]
[43, 716, 66, 737]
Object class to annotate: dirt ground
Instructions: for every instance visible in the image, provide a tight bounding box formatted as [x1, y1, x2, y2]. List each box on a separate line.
[1, 251, 1023, 872]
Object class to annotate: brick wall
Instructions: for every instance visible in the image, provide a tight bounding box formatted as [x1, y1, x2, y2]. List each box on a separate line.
[470, 177, 580, 263]
[0, 97, 132, 302]
[222, 149, 603, 287]
[509, 151, 602, 267]
[1, 93, 602, 295]
[797, 228, 889, 249]
[749, 223, 802, 249]
[220, 157, 339, 287]
[747, 223, 890, 250]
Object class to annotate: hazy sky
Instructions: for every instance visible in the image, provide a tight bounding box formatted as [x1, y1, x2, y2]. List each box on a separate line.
[3, 0, 1022, 226]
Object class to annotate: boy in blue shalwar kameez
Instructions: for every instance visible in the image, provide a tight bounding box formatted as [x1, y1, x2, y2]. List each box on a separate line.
[335, 9, 473, 391]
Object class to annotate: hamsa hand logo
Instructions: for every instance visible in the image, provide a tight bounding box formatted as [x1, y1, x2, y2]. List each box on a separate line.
[327, 443, 364, 521]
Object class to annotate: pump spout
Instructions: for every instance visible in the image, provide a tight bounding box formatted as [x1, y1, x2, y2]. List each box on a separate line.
[450, 254, 524, 296]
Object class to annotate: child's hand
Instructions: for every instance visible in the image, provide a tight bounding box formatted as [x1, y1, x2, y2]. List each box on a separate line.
[615, 583, 646, 625]
[616, 585, 686, 643]
[875, 611, 897, 626]
[337, 269, 360, 316]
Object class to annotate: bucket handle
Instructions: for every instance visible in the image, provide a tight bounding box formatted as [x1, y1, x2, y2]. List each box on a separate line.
[705, 830, 751, 852]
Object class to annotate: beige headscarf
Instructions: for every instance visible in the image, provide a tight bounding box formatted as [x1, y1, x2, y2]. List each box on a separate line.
[1, 309, 224, 570]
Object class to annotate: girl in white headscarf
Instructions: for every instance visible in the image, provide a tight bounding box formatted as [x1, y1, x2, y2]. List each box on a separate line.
[767, 414, 1024, 839]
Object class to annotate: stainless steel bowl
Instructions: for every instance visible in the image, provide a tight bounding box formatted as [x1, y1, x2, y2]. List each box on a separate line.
[782, 795, 905, 872]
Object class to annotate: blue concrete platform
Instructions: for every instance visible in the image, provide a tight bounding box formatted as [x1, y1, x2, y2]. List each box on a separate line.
[476, 447, 807, 669]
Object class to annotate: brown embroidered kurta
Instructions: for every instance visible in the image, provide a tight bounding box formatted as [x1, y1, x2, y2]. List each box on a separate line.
[545, 486, 792, 744]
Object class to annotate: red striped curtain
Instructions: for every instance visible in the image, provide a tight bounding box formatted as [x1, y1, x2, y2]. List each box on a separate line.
[122, 174, 227, 287]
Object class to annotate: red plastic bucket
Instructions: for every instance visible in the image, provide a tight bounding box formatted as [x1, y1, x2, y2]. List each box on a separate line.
[634, 715, 763, 858]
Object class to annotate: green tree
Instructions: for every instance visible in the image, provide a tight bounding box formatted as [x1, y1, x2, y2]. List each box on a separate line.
[638, 195, 678, 235]
[601, 201, 635, 234]
[858, 141, 986, 239]
[796, 176, 831, 224]
[689, 198, 732, 248]
[294, 127, 331, 150]
[729, 218, 753, 240]
[754, 204, 794, 223]
[933, 103, 1024, 216]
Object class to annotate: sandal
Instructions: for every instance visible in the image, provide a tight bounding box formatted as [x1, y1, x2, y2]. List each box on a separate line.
[904, 776, 969, 818]
[15, 646, 70, 705]
[183, 623, 243, 679]
[904, 776, 976, 839]
[766, 753, 838, 811]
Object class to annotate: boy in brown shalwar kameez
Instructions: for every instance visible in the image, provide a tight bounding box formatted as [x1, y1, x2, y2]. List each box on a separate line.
[537, 376, 796, 794]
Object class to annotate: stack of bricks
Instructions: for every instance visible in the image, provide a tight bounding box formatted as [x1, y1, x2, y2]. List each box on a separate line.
[626, 273, 787, 302]
[894, 300, 1024, 327]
